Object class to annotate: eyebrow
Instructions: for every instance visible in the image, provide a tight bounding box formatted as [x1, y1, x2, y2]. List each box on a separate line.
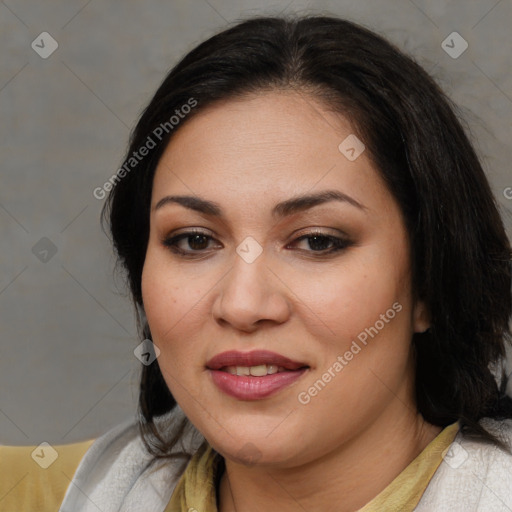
[153, 189, 366, 218]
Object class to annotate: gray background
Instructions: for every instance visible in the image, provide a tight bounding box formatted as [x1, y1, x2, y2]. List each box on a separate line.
[1, 0, 511, 446]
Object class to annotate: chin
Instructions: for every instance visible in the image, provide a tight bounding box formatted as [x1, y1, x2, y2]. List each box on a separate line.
[205, 429, 302, 468]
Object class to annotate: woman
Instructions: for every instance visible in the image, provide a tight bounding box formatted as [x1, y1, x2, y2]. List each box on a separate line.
[2, 14, 512, 512]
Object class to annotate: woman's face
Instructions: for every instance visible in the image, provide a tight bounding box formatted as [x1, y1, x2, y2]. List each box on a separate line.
[142, 91, 429, 467]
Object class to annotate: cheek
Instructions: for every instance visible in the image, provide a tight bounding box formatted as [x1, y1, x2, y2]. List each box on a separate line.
[141, 260, 201, 403]
[141, 252, 196, 353]
[295, 249, 410, 344]
[296, 275, 413, 434]
[142, 261, 176, 332]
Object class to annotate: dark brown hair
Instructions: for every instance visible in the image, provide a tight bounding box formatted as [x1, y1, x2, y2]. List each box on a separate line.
[102, 14, 512, 458]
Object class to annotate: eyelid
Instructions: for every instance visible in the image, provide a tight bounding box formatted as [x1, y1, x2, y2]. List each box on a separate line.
[166, 227, 215, 238]
[289, 226, 349, 240]
[162, 226, 346, 243]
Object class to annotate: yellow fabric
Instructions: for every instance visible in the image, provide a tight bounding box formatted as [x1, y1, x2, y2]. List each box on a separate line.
[0, 438, 95, 512]
[0, 422, 460, 511]
[166, 422, 460, 512]
[165, 441, 222, 512]
[358, 422, 459, 511]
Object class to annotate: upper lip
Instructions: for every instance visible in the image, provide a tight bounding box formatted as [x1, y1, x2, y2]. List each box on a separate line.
[206, 350, 308, 371]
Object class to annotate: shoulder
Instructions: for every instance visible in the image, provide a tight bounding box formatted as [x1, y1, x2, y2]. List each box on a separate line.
[415, 418, 512, 511]
[0, 437, 94, 511]
[59, 409, 203, 511]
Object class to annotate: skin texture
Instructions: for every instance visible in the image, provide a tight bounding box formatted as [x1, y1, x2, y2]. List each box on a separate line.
[141, 90, 442, 512]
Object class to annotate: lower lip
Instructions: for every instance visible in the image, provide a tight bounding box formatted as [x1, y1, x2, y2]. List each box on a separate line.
[208, 368, 308, 400]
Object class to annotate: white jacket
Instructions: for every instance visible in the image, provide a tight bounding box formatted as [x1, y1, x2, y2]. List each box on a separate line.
[59, 410, 512, 512]
[415, 417, 512, 511]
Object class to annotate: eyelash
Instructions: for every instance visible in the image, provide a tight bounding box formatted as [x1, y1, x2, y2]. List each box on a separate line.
[162, 229, 352, 258]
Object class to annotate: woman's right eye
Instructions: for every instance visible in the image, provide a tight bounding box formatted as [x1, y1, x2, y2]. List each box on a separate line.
[162, 230, 220, 257]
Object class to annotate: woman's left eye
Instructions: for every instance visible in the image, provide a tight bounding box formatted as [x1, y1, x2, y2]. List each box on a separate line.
[287, 232, 351, 255]
[162, 230, 351, 257]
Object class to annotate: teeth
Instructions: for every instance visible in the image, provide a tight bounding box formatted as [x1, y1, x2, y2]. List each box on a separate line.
[223, 364, 285, 376]
[249, 364, 267, 377]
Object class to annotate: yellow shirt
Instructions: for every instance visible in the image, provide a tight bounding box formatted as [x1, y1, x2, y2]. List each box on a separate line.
[0, 439, 95, 511]
[166, 422, 460, 511]
[0, 422, 459, 511]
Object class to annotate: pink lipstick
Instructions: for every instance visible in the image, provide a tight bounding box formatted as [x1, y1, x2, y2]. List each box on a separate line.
[206, 350, 309, 400]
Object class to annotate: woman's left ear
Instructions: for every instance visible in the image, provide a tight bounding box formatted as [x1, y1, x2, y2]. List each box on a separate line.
[413, 299, 431, 333]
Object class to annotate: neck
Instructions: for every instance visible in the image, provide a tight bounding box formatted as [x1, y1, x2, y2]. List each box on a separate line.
[218, 408, 442, 512]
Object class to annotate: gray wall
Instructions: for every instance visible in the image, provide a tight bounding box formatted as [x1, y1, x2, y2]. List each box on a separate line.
[1, 0, 511, 445]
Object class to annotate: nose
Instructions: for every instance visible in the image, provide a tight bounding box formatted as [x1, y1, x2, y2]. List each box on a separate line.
[211, 252, 291, 332]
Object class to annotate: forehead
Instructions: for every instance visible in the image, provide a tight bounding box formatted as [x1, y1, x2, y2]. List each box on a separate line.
[151, 90, 386, 215]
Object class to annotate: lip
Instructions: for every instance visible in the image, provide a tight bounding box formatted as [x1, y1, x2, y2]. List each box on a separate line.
[206, 350, 309, 400]
[208, 369, 308, 400]
[206, 350, 307, 371]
